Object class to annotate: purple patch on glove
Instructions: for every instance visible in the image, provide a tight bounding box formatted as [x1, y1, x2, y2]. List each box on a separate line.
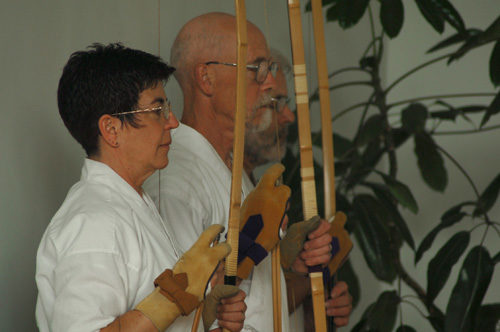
[237, 215, 268, 265]
[331, 236, 340, 257]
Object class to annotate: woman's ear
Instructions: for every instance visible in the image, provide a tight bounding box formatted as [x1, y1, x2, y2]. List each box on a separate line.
[98, 114, 121, 148]
[194, 63, 215, 96]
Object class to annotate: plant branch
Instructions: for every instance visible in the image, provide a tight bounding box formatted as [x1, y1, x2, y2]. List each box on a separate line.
[395, 257, 445, 320]
[387, 93, 496, 109]
[491, 224, 500, 237]
[401, 299, 429, 319]
[329, 67, 370, 78]
[433, 124, 500, 135]
[433, 143, 492, 224]
[332, 101, 376, 122]
[433, 144, 481, 199]
[310, 81, 372, 102]
[385, 52, 456, 95]
[367, 5, 378, 58]
[480, 224, 490, 247]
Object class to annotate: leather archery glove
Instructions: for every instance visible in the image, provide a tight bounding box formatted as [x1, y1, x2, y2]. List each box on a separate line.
[325, 211, 353, 277]
[135, 224, 230, 331]
[280, 215, 321, 271]
[237, 163, 291, 280]
[202, 284, 240, 331]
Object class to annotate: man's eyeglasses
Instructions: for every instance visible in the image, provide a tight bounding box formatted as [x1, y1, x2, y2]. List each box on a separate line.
[271, 96, 289, 113]
[113, 100, 172, 121]
[205, 60, 279, 84]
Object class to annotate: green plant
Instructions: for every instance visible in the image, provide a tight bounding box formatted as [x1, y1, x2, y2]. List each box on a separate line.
[283, 1, 500, 331]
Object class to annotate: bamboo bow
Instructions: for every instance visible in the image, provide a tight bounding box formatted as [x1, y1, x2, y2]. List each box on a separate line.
[287, 1, 327, 330]
[221, 1, 248, 331]
[287, 0, 352, 331]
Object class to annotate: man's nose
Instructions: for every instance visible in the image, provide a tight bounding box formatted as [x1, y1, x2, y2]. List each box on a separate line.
[259, 70, 277, 91]
[279, 104, 295, 125]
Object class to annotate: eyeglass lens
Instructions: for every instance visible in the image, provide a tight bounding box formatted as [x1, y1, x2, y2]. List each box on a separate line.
[256, 61, 278, 83]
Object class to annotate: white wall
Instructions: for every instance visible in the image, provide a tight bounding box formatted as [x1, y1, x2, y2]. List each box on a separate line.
[0, 1, 498, 331]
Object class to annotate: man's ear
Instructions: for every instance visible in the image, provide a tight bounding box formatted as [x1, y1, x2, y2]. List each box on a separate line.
[98, 114, 121, 148]
[194, 63, 215, 96]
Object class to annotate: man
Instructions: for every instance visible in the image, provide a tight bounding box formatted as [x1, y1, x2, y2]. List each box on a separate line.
[145, 13, 350, 330]
[36, 43, 246, 332]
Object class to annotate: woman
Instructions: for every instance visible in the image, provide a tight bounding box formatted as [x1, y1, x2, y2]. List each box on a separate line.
[35, 43, 245, 332]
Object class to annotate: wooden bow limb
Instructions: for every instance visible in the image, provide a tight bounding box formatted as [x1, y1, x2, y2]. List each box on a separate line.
[287, 1, 327, 331]
[310, 1, 353, 331]
[191, 303, 203, 332]
[271, 245, 282, 332]
[223, 0, 247, 331]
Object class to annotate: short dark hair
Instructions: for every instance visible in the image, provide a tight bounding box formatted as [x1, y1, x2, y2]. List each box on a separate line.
[57, 43, 175, 156]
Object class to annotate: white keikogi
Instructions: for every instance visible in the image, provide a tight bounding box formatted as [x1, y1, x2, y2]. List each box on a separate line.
[36, 159, 201, 332]
[145, 123, 290, 332]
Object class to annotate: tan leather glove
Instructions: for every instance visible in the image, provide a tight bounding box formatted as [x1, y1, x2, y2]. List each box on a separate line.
[280, 215, 321, 270]
[202, 284, 240, 331]
[325, 211, 353, 276]
[237, 163, 291, 279]
[135, 224, 230, 331]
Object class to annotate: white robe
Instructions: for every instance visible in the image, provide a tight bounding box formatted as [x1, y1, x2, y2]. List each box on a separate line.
[36, 159, 199, 332]
[145, 123, 290, 332]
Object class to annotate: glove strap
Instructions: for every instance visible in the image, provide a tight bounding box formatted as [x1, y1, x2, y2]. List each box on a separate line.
[238, 214, 268, 265]
[154, 269, 200, 316]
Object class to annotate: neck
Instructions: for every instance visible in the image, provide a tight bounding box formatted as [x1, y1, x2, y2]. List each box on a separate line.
[91, 150, 146, 195]
[182, 99, 235, 169]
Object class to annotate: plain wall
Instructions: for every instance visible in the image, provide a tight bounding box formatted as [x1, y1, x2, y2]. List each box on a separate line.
[0, 1, 498, 331]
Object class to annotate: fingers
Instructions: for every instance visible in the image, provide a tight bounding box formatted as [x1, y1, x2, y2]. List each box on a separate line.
[325, 282, 352, 327]
[301, 225, 333, 266]
[330, 281, 349, 299]
[217, 290, 247, 331]
[307, 219, 331, 240]
[196, 224, 225, 248]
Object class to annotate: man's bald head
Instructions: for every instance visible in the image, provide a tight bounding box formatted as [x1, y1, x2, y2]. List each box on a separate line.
[170, 12, 266, 91]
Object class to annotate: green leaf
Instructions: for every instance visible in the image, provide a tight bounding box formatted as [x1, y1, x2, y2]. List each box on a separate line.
[357, 114, 385, 146]
[380, 0, 404, 38]
[392, 127, 411, 148]
[378, 173, 419, 213]
[414, 0, 445, 33]
[402, 103, 428, 133]
[430, 104, 486, 121]
[427, 29, 482, 53]
[434, 0, 466, 33]
[449, 16, 500, 63]
[474, 304, 500, 332]
[366, 291, 400, 332]
[353, 194, 398, 282]
[440, 204, 468, 227]
[333, 133, 354, 159]
[367, 182, 416, 250]
[415, 202, 470, 264]
[336, 0, 370, 29]
[490, 38, 500, 87]
[445, 246, 494, 332]
[428, 316, 445, 332]
[480, 90, 500, 127]
[396, 326, 417, 332]
[326, 2, 341, 22]
[473, 173, 500, 217]
[414, 132, 448, 192]
[427, 231, 470, 302]
[493, 251, 500, 264]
